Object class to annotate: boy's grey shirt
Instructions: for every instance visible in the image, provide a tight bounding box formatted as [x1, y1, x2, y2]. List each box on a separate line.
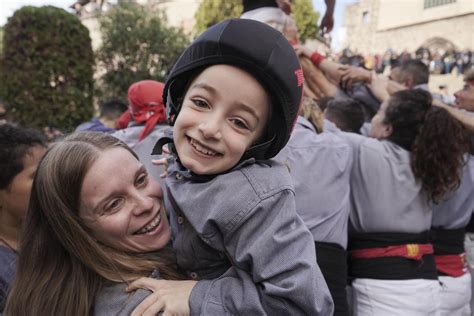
[165, 158, 334, 315]
[276, 116, 353, 249]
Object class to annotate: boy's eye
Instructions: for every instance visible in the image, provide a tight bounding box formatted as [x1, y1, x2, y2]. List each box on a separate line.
[231, 118, 249, 130]
[192, 99, 209, 108]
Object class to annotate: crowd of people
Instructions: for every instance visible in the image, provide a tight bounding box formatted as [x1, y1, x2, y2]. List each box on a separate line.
[330, 47, 474, 76]
[1, 0, 473, 315]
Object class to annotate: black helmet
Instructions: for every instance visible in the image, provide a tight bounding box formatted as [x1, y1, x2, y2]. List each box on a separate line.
[164, 19, 303, 160]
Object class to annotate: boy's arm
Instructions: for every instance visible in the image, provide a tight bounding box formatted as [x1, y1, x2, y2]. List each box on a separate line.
[189, 188, 334, 315]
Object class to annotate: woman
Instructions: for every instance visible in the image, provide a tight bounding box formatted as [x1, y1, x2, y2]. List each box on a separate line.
[345, 89, 469, 315]
[4, 132, 185, 315]
[0, 124, 47, 312]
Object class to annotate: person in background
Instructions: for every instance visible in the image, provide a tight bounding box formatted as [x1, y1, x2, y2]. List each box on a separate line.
[75, 99, 127, 133]
[241, 0, 336, 34]
[0, 99, 10, 125]
[0, 124, 47, 312]
[276, 98, 352, 315]
[112, 80, 170, 181]
[324, 98, 365, 133]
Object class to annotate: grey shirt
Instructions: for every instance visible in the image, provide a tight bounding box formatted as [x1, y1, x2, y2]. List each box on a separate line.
[112, 124, 171, 182]
[342, 133, 432, 233]
[93, 270, 160, 316]
[165, 158, 334, 315]
[432, 156, 474, 229]
[276, 117, 353, 248]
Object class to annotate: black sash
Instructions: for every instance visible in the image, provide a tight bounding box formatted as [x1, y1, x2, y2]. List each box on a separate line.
[348, 232, 438, 280]
[315, 241, 349, 316]
[430, 227, 465, 255]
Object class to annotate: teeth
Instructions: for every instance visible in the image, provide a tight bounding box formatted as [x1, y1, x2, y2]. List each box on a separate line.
[190, 138, 218, 156]
[135, 213, 161, 235]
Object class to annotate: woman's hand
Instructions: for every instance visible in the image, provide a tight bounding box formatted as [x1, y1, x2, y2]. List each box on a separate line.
[128, 278, 197, 316]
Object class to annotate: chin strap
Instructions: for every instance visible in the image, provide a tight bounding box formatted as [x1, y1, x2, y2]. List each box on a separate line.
[241, 134, 276, 161]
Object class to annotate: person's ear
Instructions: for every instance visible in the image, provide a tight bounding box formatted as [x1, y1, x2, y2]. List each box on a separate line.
[383, 123, 393, 138]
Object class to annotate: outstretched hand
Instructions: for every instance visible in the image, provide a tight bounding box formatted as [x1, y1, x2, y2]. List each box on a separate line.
[128, 278, 197, 316]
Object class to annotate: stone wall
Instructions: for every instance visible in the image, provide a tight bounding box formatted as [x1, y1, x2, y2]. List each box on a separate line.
[344, 0, 474, 54]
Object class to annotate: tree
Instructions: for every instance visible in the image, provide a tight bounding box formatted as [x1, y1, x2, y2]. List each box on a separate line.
[293, 0, 320, 43]
[96, 3, 189, 101]
[0, 6, 94, 131]
[194, 0, 242, 35]
[194, 0, 319, 42]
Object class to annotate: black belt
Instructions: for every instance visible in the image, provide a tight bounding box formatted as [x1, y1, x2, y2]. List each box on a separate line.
[430, 227, 465, 255]
[348, 231, 438, 280]
[315, 241, 349, 316]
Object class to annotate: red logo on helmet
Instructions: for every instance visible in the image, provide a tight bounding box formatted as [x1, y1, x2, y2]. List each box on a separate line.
[295, 69, 304, 87]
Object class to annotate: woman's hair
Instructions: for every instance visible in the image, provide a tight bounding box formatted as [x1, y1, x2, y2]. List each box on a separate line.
[299, 97, 324, 133]
[384, 89, 470, 202]
[0, 124, 47, 189]
[5, 132, 183, 316]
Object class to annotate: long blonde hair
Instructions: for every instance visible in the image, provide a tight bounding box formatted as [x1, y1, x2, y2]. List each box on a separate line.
[5, 132, 183, 316]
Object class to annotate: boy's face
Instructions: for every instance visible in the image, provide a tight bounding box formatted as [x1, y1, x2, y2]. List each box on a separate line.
[173, 64, 270, 175]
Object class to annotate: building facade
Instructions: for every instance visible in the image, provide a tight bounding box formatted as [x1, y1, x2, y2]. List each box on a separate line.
[343, 0, 474, 54]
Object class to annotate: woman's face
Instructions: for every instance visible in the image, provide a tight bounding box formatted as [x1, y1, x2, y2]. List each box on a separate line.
[79, 147, 171, 253]
[369, 98, 393, 139]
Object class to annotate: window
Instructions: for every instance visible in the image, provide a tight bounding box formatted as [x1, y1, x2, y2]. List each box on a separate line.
[424, 0, 456, 9]
[362, 11, 370, 24]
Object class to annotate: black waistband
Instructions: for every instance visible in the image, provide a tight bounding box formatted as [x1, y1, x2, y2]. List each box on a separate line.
[430, 227, 465, 255]
[348, 232, 437, 280]
[314, 242, 349, 316]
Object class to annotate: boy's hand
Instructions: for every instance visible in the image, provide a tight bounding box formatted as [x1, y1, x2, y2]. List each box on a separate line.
[128, 278, 197, 316]
[152, 145, 172, 178]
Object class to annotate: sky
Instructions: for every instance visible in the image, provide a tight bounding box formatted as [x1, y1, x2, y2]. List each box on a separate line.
[0, 0, 358, 50]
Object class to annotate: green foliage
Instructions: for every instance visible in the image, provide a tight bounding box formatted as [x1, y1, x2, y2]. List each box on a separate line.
[0, 6, 94, 131]
[194, 0, 319, 42]
[293, 0, 320, 42]
[194, 0, 242, 35]
[96, 3, 188, 101]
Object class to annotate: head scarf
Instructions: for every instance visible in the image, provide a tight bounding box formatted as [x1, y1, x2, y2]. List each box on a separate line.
[120, 80, 166, 141]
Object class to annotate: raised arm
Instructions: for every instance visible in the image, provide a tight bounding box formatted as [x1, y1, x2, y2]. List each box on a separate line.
[433, 100, 474, 131]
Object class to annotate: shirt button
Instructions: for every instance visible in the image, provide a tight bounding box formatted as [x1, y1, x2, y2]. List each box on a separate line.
[189, 272, 198, 279]
[177, 216, 184, 225]
[175, 173, 183, 180]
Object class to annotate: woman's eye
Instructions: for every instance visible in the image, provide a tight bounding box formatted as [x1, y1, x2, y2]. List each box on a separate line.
[231, 118, 249, 130]
[192, 99, 209, 108]
[136, 173, 148, 186]
[105, 198, 123, 213]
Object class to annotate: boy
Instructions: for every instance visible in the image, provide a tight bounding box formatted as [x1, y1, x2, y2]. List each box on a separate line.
[131, 19, 333, 315]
